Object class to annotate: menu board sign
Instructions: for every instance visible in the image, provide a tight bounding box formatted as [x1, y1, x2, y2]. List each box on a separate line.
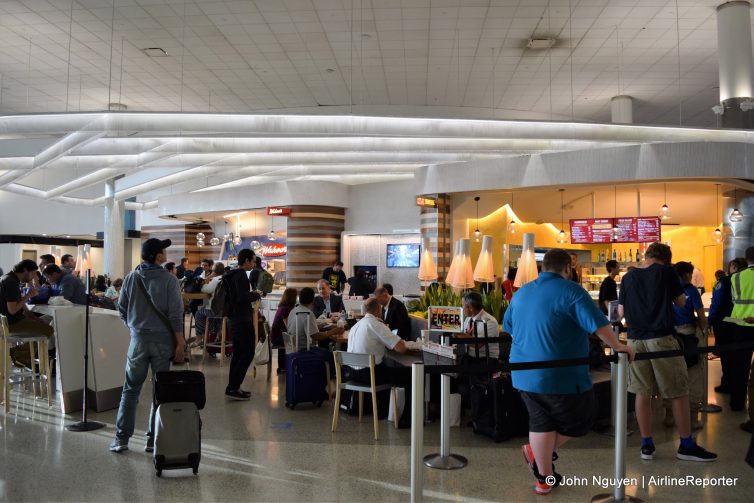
[637, 217, 661, 242]
[569, 217, 661, 244]
[569, 219, 614, 244]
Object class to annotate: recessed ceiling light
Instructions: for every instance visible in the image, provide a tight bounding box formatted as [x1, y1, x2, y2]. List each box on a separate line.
[142, 47, 168, 57]
[42, 233, 47, 236]
[65, 235, 71, 238]
[526, 37, 556, 49]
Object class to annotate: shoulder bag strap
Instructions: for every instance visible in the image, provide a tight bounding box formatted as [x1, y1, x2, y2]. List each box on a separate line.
[134, 274, 176, 339]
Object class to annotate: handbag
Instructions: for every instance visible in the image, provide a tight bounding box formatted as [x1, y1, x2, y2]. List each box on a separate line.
[254, 338, 270, 365]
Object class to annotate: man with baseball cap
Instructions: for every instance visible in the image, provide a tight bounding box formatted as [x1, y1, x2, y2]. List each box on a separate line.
[110, 238, 184, 453]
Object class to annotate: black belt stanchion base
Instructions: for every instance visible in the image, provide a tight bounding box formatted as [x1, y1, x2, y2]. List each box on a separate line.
[592, 352, 643, 503]
[67, 270, 105, 433]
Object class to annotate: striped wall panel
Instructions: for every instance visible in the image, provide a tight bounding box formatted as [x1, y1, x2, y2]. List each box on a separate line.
[419, 194, 451, 283]
[141, 223, 220, 268]
[285, 205, 345, 288]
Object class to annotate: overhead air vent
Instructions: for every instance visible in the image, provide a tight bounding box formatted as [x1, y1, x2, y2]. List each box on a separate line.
[142, 47, 168, 57]
[526, 37, 556, 49]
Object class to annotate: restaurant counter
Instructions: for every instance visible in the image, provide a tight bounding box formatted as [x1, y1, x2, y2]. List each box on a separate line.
[31, 304, 130, 414]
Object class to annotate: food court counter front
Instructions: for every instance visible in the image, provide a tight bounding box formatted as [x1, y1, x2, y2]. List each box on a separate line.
[31, 304, 130, 414]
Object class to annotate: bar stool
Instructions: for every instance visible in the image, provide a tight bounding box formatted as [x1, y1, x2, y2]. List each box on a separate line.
[1, 315, 53, 413]
[202, 316, 231, 365]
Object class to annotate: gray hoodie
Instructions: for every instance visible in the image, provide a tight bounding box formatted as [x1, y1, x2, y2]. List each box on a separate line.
[118, 262, 183, 344]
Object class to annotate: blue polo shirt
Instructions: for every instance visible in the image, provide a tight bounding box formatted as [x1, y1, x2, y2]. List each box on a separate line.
[503, 272, 609, 394]
[673, 283, 702, 326]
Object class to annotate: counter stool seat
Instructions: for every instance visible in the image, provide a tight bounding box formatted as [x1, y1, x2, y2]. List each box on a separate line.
[202, 316, 231, 365]
[1, 316, 53, 413]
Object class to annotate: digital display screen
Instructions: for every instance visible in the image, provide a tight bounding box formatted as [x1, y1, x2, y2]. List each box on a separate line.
[386, 244, 421, 268]
[569, 217, 661, 244]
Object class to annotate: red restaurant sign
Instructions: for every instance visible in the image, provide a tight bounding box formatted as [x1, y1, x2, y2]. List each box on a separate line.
[266, 207, 291, 216]
[259, 243, 287, 257]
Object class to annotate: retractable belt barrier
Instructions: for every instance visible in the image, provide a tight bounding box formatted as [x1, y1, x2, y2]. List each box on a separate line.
[419, 338, 754, 375]
[409, 338, 754, 503]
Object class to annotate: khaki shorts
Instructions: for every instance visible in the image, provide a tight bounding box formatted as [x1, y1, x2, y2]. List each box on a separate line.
[627, 335, 689, 399]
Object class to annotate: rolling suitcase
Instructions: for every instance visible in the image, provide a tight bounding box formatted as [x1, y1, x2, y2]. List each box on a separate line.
[153, 370, 205, 477]
[284, 312, 329, 409]
[470, 373, 528, 442]
[467, 321, 528, 442]
[154, 402, 202, 477]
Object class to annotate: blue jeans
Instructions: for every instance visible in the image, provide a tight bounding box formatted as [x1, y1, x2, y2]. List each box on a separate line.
[115, 338, 173, 441]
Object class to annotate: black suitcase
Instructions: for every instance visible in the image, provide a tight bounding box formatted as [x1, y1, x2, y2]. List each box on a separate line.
[469, 374, 529, 442]
[153, 370, 206, 409]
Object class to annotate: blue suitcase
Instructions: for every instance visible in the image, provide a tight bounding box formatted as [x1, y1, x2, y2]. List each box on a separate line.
[285, 351, 329, 409]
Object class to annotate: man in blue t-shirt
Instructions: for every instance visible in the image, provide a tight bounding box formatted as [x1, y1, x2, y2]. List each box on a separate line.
[619, 242, 717, 463]
[668, 261, 707, 430]
[503, 249, 633, 496]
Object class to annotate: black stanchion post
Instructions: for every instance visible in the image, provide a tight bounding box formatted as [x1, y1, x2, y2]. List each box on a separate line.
[410, 362, 424, 503]
[66, 269, 105, 432]
[702, 333, 722, 414]
[592, 352, 643, 503]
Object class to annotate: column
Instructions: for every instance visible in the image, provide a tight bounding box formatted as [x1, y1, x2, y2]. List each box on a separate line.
[286, 206, 345, 289]
[723, 191, 754, 264]
[717, 1, 754, 128]
[610, 95, 633, 124]
[104, 179, 125, 278]
[419, 194, 451, 282]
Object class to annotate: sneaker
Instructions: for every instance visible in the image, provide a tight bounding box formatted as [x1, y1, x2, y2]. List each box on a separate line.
[534, 472, 563, 495]
[676, 443, 717, 462]
[238, 389, 252, 397]
[109, 438, 129, 453]
[225, 389, 251, 401]
[145, 436, 154, 453]
[741, 421, 754, 433]
[640, 444, 655, 460]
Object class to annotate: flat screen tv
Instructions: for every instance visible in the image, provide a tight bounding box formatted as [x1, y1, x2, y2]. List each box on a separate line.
[386, 243, 420, 268]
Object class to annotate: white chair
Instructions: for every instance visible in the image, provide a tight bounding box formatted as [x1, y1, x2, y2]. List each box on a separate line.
[331, 351, 396, 440]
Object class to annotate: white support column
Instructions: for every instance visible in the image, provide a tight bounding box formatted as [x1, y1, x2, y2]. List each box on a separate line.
[610, 95, 633, 124]
[717, 1, 754, 128]
[104, 179, 125, 278]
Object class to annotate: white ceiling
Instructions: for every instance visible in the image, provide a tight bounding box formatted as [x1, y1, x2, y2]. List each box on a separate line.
[0, 0, 750, 212]
[0, 0, 733, 126]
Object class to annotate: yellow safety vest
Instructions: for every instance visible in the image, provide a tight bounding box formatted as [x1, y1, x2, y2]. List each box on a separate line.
[731, 267, 754, 326]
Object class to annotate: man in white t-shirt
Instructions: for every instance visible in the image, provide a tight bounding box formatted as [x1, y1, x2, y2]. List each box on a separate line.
[345, 298, 411, 427]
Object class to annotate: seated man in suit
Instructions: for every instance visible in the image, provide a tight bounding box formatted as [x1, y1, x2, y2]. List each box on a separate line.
[313, 279, 345, 318]
[375, 284, 412, 340]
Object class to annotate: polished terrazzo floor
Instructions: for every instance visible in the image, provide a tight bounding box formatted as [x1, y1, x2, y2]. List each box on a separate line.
[1, 351, 753, 502]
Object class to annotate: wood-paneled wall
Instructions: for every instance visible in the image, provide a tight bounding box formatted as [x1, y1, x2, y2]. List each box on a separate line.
[420, 194, 451, 283]
[285, 205, 345, 289]
[141, 222, 220, 268]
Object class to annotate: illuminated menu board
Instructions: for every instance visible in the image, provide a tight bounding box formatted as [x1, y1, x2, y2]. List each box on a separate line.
[637, 217, 661, 242]
[569, 217, 661, 244]
[569, 219, 613, 244]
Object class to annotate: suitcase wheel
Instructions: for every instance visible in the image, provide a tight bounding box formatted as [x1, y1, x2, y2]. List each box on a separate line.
[156, 469, 162, 478]
[193, 465, 198, 475]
